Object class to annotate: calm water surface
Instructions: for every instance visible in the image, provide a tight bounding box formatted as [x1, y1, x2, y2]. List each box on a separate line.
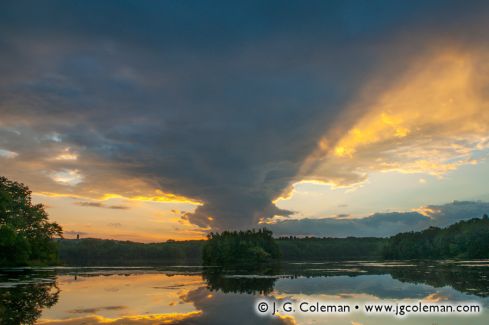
[1, 260, 489, 324]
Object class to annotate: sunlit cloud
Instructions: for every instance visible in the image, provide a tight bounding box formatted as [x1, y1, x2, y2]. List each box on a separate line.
[412, 205, 437, 217]
[273, 179, 365, 206]
[287, 48, 489, 203]
[54, 147, 78, 161]
[48, 169, 84, 186]
[0, 148, 18, 159]
[329, 51, 489, 165]
[99, 191, 203, 205]
[35, 189, 202, 206]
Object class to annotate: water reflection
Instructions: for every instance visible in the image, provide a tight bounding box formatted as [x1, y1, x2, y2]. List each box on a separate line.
[388, 262, 489, 297]
[0, 261, 488, 324]
[0, 269, 59, 325]
[203, 266, 279, 295]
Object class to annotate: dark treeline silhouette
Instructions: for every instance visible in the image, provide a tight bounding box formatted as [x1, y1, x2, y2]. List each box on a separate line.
[0, 176, 62, 266]
[277, 237, 385, 260]
[55, 217, 489, 266]
[57, 236, 381, 265]
[382, 215, 489, 259]
[203, 229, 280, 266]
[58, 238, 203, 266]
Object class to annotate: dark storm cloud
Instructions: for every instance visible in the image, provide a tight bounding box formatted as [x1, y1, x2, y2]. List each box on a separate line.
[269, 212, 430, 237]
[1, 1, 489, 230]
[268, 201, 489, 237]
[424, 201, 489, 227]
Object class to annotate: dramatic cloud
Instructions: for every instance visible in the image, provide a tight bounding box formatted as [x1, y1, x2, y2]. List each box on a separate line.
[1, 1, 489, 232]
[268, 201, 489, 237]
[297, 49, 489, 189]
[269, 212, 430, 238]
[420, 200, 489, 227]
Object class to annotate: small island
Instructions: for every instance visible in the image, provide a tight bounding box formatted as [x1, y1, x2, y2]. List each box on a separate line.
[203, 228, 280, 266]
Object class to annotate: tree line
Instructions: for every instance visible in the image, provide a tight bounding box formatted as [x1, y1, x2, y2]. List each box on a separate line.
[277, 236, 385, 260]
[56, 216, 489, 265]
[382, 215, 489, 259]
[58, 238, 203, 265]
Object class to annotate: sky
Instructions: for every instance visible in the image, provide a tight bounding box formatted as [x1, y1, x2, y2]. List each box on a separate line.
[1, 0, 489, 241]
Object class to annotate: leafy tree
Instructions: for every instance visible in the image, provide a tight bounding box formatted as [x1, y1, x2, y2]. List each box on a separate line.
[0, 176, 63, 266]
[203, 228, 280, 266]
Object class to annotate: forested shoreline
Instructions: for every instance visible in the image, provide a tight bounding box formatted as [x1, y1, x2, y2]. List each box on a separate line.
[58, 236, 383, 266]
[383, 215, 489, 259]
[56, 216, 489, 266]
[58, 238, 204, 265]
[57, 235, 385, 266]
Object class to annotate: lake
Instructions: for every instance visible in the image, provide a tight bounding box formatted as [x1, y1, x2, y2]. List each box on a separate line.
[1, 260, 489, 324]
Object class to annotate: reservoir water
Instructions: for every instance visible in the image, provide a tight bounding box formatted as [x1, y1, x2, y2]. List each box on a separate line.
[1, 260, 488, 324]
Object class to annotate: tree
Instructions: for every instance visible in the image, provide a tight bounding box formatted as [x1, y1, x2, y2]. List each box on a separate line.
[202, 228, 280, 266]
[0, 176, 63, 266]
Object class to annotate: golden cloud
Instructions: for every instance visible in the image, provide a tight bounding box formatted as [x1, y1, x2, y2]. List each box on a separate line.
[297, 48, 489, 189]
[36, 190, 202, 205]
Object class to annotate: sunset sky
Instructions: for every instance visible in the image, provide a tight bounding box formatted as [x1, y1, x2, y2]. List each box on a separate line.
[1, 1, 489, 242]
